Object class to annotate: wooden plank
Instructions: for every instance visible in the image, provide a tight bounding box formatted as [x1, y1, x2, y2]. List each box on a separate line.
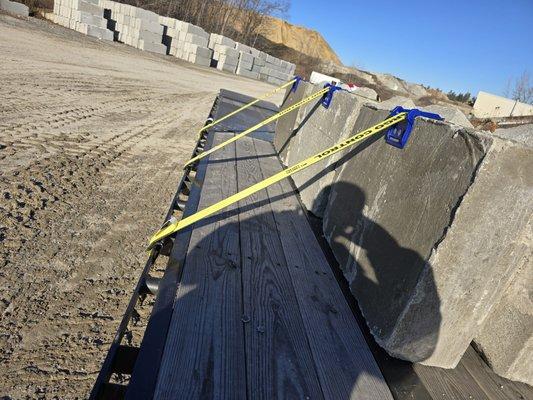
[235, 137, 325, 399]
[461, 346, 533, 400]
[252, 138, 393, 400]
[153, 133, 246, 399]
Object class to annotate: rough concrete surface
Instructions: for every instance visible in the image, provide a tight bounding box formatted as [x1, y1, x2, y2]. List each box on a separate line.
[322, 102, 532, 370]
[322, 104, 480, 362]
[272, 80, 309, 163]
[0, 14, 281, 399]
[494, 123, 533, 145]
[286, 85, 365, 217]
[474, 244, 532, 386]
[0, 0, 29, 16]
[422, 104, 473, 128]
[380, 95, 416, 110]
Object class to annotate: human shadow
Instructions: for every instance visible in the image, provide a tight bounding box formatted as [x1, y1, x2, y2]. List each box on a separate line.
[311, 181, 442, 398]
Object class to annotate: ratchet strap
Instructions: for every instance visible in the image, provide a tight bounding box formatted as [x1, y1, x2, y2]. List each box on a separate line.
[148, 112, 408, 250]
[198, 78, 298, 136]
[185, 86, 330, 167]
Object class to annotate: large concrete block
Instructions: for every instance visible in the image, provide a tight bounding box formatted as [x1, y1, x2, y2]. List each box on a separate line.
[138, 39, 166, 54]
[273, 81, 311, 162]
[0, 0, 29, 16]
[422, 104, 473, 128]
[187, 53, 211, 67]
[474, 253, 532, 385]
[322, 103, 532, 368]
[184, 33, 208, 47]
[380, 96, 416, 110]
[285, 85, 366, 217]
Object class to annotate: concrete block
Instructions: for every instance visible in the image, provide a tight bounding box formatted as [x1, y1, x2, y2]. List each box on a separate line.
[474, 255, 532, 386]
[133, 29, 162, 44]
[273, 80, 311, 163]
[380, 96, 416, 110]
[253, 56, 265, 67]
[265, 53, 281, 66]
[322, 103, 532, 368]
[180, 22, 208, 38]
[71, 0, 102, 15]
[217, 60, 236, 74]
[86, 24, 113, 40]
[72, 10, 107, 28]
[235, 42, 252, 53]
[133, 18, 163, 34]
[250, 48, 260, 57]
[138, 39, 166, 54]
[0, 0, 29, 16]
[188, 53, 211, 67]
[421, 104, 473, 128]
[239, 51, 254, 64]
[184, 43, 212, 59]
[184, 33, 208, 47]
[236, 68, 260, 80]
[214, 44, 239, 59]
[283, 85, 365, 217]
[218, 54, 238, 66]
[130, 6, 158, 21]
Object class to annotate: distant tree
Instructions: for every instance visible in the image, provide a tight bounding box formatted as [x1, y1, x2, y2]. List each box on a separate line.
[503, 71, 533, 105]
[446, 90, 471, 103]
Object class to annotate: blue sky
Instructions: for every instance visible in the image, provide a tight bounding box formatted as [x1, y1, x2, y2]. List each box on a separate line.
[286, 0, 533, 97]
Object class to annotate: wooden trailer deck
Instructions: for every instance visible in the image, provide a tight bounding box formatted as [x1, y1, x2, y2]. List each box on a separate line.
[92, 89, 533, 400]
[125, 90, 394, 399]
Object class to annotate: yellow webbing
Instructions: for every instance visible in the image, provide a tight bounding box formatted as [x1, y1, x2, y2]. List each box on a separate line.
[198, 78, 297, 136]
[147, 112, 407, 250]
[185, 86, 330, 167]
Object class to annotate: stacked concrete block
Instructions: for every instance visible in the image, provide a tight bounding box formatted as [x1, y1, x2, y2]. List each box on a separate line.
[104, 2, 165, 54]
[258, 53, 295, 85]
[215, 45, 239, 73]
[0, 0, 29, 16]
[208, 33, 236, 56]
[235, 51, 259, 79]
[312, 101, 532, 373]
[165, 21, 211, 66]
[51, 0, 113, 41]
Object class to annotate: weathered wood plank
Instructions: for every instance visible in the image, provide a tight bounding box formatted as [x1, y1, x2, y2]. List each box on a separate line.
[252, 138, 393, 400]
[154, 133, 246, 399]
[235, 137, 325, 400]
[461, 346, 533, 400]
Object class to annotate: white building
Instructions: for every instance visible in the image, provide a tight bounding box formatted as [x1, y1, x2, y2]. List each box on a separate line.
[473, 91, 533, 118]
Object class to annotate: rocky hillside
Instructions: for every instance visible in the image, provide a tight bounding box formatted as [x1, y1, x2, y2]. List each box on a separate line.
[258, 16, 341, 65]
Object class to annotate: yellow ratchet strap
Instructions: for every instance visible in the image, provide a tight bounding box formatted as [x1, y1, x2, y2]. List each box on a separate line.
[198, 78, 297, 136]
[147, 112, 407, 250]
[185, 86, 330, 167]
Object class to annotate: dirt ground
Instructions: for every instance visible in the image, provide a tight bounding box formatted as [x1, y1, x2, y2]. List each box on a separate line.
[0, 13, 281, 399]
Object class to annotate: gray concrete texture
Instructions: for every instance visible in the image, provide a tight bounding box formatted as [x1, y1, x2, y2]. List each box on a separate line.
[0, 0, 29, 16]
[319, 102, 532, 371]
[421, 104, 473, 128]
[283, 84, 366, 217]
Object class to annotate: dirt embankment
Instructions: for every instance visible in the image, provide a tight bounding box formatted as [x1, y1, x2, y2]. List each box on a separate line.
[0, 14, 279, 399]
[258, 16, 341, 65]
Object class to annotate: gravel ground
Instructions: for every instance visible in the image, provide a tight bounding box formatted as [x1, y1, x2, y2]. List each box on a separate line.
[0, 13, 281, 399]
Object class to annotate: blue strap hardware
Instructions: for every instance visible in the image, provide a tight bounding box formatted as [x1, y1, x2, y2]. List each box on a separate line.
[291, 75, 303, 93]
[322, 83, 342, 109]
[385, 106, 443, 149]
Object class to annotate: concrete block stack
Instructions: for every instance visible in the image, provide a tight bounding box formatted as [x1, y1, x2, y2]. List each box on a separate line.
[46, 1, 297, 82]
[51, 0, 113, 41]
[235, 50, 259, 80]
[259, 53, 295, 85]
[100, 1, 165, 54]
[165, 21, 212, 66]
